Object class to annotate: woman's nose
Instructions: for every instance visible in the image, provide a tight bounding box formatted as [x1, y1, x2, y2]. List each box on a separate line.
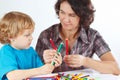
[63, 15, 70, 22]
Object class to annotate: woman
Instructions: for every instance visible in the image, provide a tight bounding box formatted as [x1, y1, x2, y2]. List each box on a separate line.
[36, 0, 120, 75]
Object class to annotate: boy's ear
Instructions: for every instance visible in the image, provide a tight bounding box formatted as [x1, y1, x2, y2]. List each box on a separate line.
[9, 37, 15, 42]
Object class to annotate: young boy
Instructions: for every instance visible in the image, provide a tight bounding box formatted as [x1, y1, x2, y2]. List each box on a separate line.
[0, 11, 62, 80]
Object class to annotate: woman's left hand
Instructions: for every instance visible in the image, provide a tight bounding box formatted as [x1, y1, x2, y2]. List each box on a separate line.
[63, 54, 86, 68]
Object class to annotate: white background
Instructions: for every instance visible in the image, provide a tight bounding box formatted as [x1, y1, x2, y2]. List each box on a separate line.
[0, 0, 120, 67]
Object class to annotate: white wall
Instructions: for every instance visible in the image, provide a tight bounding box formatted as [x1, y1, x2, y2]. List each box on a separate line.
[91, 0, 120, 66]
[0, 0, 120, 66]
[0, 0, 59, 48]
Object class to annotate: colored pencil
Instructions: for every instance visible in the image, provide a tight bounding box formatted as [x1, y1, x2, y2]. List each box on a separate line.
[66, 39, 69, 55]
[57, 42, 63, 54]
[51, 42, 63, 66]
[80, 75, 90, 78]
[50, 38, 57, 50]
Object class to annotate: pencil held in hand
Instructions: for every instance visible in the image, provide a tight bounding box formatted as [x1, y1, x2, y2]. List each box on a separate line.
[50, 38, 57, 50]
[57, 42, 63, 54]
[51, 42, 63, 66]
[66, 39, 69, 55]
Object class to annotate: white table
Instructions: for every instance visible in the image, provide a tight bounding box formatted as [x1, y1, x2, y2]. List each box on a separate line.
[30, 69, 120, 80]
[58, 69, 120, 80]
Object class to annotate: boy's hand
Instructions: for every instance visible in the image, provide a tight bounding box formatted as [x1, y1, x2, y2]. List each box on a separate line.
[43, 49, 56, 64]
[53, 53, 62, 67]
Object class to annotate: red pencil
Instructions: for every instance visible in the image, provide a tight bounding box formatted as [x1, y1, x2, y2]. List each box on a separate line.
[50, 38, 57, 50]
[66, 39, 69, 55]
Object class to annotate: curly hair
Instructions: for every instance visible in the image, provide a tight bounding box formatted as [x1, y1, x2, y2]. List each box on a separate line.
[55, 0, 95, 29]
[0, 11, 35, 44]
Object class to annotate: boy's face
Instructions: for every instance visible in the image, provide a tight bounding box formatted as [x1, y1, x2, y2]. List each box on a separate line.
[10, 28, 34, 50]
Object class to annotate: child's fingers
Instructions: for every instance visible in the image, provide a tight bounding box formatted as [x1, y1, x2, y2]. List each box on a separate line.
[54, 54, 62, 67]
[53, 59, 60, 67]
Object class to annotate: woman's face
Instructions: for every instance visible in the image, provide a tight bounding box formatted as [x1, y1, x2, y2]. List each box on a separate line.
[59, 1, 80, 31]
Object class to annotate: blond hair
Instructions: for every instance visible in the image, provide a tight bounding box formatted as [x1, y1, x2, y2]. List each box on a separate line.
[0, 11, 35, 44]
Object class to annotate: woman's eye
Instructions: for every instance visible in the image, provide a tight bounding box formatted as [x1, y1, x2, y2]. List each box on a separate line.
[59, 10, 65, 14]
[70, 14, 76, 17]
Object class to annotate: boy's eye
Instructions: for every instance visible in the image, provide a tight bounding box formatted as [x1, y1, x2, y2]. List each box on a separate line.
[25, 34, 30, 37]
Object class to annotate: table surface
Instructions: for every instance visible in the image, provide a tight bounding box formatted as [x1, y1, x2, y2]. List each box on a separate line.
[59, 69, 120, 80]
[30, 69, 120, 80]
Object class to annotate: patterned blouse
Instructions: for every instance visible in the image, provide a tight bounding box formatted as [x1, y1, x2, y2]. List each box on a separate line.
[36, 23, 111, 73]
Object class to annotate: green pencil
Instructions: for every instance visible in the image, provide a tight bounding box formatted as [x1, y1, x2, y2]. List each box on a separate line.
[51, 42, 63, 66]
[57, 42, 63, 54]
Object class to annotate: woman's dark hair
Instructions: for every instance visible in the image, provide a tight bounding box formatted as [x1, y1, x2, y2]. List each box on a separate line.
[55, 0, 95, 30]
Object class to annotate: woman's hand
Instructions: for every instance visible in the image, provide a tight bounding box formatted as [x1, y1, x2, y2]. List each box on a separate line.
[64, 54, 86, 68]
